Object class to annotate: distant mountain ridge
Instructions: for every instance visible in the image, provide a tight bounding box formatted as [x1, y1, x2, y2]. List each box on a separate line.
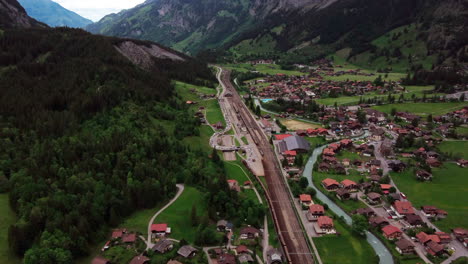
[18, 0, 92, 28]
[86, 0, 467, 70]
[0, 0, 46, 28]
[86, 0, 336, 54]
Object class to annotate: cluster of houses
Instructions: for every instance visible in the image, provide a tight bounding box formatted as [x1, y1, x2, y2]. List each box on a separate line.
[299, 194, 336, 235]
[247, 73, 400, 105]
[91, 223, 204, 264]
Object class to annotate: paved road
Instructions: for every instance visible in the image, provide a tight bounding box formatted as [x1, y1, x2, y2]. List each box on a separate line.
[218, 67, 315, 264]
[145, 184, 185, 249]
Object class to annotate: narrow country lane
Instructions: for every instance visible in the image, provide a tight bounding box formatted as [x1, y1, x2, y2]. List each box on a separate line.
[145, 184, 185, 249]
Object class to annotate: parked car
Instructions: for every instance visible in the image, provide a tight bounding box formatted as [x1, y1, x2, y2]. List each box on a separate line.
[400, 192, 407, 199]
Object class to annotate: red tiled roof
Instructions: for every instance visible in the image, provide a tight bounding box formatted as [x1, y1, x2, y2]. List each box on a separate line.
[274, 134, 292, 140]
[309, 204, 325, 214]
[341, 179, 357, 187]
[236, 245, 248, 254]
[382, 225, 402, 236]
[122, 233, 136, 243]
[317, 216, 333, 227]
[284, 150, 297, 156]
[151, 223, 168, 232]
[299, 194, 312, 202]
[322, 178, 339, 187]
[394, 201, 415, 215]
[380, 184, 392, 190]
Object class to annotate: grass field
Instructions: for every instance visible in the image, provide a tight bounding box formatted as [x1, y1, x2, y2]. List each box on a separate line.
[155, 187, 209, 243]
[372, 102, 468, 117]
[391, 163, 468, 232]
[455, 126, 468, 138]
[437, 141, 468, 159]
[0, 194, 21, 264]
[315, 219, 378, 264]
[223, 63, 304, 76]
[316, 85, 436, 106]
[279, 119, 322, 130]
[305, 137, 328, 148]
[117, 203, 165, 234]
[183, 125, 214, 153]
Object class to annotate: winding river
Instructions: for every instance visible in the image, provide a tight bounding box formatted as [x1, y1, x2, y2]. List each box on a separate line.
[303, 132, 394, 264]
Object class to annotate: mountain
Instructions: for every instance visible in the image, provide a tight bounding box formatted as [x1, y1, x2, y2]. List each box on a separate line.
[86, 0, 335, 54]
[18, 0, 93, 28]
[87, 0, 467, 70]
[0, 0, 46, 28]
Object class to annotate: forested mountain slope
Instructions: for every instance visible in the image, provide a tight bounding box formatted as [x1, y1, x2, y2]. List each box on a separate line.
[18, 0, 93, 28]
[0, 2, 237, 263]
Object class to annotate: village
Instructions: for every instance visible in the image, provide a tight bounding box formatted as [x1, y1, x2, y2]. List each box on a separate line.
[91, 62, 468, 264]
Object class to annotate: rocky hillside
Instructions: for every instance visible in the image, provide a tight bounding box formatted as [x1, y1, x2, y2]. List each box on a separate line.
[0, 0, 46, 28]
[18, 0, 93, 28]
[86, 0, 336, 54]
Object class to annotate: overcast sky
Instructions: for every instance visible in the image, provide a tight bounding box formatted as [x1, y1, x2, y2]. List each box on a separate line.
[54, 0, 146, 22]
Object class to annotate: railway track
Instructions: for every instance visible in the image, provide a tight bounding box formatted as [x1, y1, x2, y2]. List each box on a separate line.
[219, 68, 315, 264]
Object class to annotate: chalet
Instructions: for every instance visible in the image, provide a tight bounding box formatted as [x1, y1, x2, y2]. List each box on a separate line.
[317, 216, 335, 233]
[299, 194, 313, 206]
[435, 232, 452, 244]
[380, 184, 392, 194]
[395, 239, 415, 255]
[92, 256, 110, 264]
[416, 170, 432, 181]
[370, 127, 385, 141]
[238, 253, 254, 264]
[122, 233, 137, 244]
[426, 158, 442, 168]
[111, 228, 127, 239]
[218, 253, 236, 264]
[152, 239, 174, 254]
[340, 139, 353, 148]
[178, 245, 198, 258]
[340, 179, 358, 190]
[368, 159, 381, 169]
[416, 232, 441, 245]
[240, 227, 260, 239]
[369, 216, 389, 228]
[392, 201, 415, 218]
[388, 160, 406, 172]
[129, 255, 150, 264]
[426, 241, 445, 256]
[389, 193, 401, 201]
[369, 174, 381, 183]
[307, 204, 325, 221]
[319, 162, 331, 172]
[323, 148, 335, 156]
[333, 163, 346, 174]
[353, 159, 363, 167]
[422, 206, 447, 220]
[353, 207, 376, 218]
[336, 188, 351, 200]
[366, 192, 382, 205]
[227, 179, 241, 192]
[360, 182, 372, 192]
[236, 245, 249, 254]
[382, 225, 403, 240]
[322, 178, 340, 191]
[405, 214, 424, 227]
[151, 223, 169, 237]
[452, 228, 468, 245]
[323, 156, 337, 164]
[267, 248, 283, 264]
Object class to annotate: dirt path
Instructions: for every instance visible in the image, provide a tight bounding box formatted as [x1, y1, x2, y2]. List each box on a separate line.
[145, 184, 185, 249]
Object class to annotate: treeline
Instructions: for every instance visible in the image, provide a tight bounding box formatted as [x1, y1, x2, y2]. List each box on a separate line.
[0, 27, 225, 263]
